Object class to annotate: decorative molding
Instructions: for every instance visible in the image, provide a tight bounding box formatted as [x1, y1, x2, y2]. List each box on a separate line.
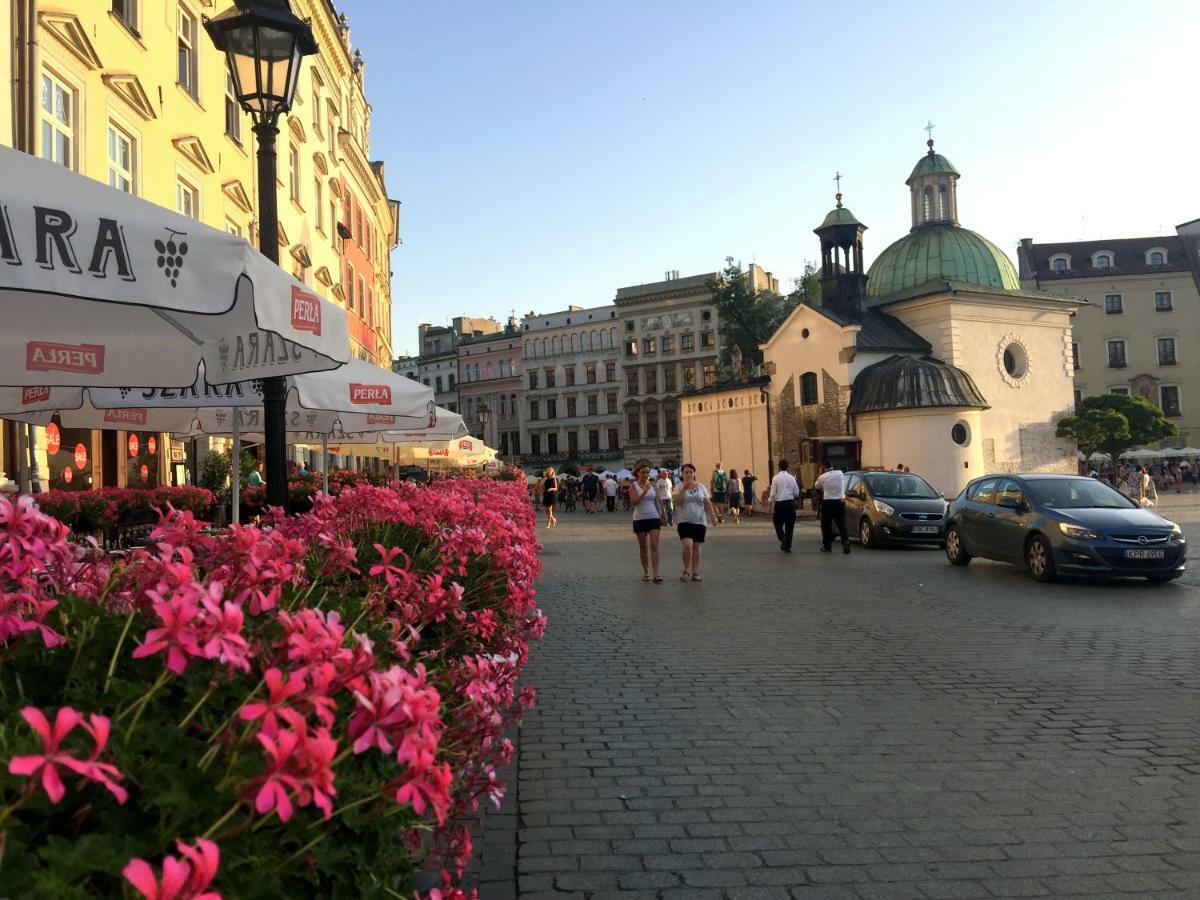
[103, 73, 156, 120]
[331, 283, 347, 304]
[277, 223, 290, 247]
[314, 265, 334, 286]
[289, 244, 312, 269]
[221, 179, 253, 214]
[39, 11, 103, 69]
[172, 135, 215, 174]
[996, 333, 1032, 389]
[312, 152, 329, 175]
[287, 117, 307, 144]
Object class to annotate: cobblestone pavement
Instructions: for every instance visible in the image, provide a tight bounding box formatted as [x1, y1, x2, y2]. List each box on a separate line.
[474, 502, 1200, 899]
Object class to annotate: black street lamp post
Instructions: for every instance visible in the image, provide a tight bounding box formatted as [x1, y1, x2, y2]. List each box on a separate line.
[476, 402, 491, 443]
[205, 0, 317, 509]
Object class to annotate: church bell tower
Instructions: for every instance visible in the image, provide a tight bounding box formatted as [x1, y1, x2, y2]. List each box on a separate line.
[813, 187, 869, 321]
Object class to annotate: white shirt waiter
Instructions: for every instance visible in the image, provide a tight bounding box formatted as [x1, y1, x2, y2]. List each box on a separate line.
[767, 469, 802, 503]
[814, 468, 846, 501]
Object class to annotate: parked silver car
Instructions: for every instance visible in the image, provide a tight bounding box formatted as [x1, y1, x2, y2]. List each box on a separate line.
[843, 471, 948, 548]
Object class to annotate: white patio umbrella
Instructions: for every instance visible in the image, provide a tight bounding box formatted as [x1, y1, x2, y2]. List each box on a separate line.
[1121, 448, 1162, 460]
[615, 468, 633, 480]
[1178, 447, 1200, 456]
[0, 147, 348, 387]
[1160, 447, 1188, 458]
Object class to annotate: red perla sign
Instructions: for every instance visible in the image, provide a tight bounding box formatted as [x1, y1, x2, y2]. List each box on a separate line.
[349, 383, 392, 405]
[428, 448, 450, 457]
[291, 286, 322, 336]
[458, 440, 475, 451]
[21, 386, 50, 405]
[366, 414, 397, 425]
[104, 408, 148, 426]
[26, 341, 105, 375]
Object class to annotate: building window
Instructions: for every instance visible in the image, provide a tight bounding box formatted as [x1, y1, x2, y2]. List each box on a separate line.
[1104, 294, 1123, 314]
[225, 219, 242, 237]
[662, 335, 675, 354]
[646, 409, 659, 440]
[112, 0, 138, 31]
[331, 199, 340, 249]
[608, 428, 620, 450]
[545, 368, 556, 388]
[605, 361, 616, 381]
[1073, 388, 1082, 407]
[703, 364, 717, 387]
[645, 369, 657, 393]
[435, 376, 443, 393]
[529, 400, 539, 421]
[530, 434, 541, 455]
[626, 412, 641, 441]
[683, 363, 696, 389]
[346, 263, 355, 309]
[1155, 291, 1173, 311]
[547, 399, 557, 419]
[176, 178, 199, 219]
[547, 433, 558, 454]
[585, 363, 597, 384]
[1071, 343, 1080, 371]
[107, 125, 135, 194]
[665, 407, 678, 438]
[314, 178, 324, 231]
[606, 392, 617, 414]
[700, 331, 714, 348]
[643, 337, 657, 355]
[1149, 251, 1165, 266]
[224, 72, 242, 142]
[589, 429, 600, 451]
[40, 72, 74, 168]
[1157, 337, 1177, 366]
[1110, 387, 1129, 395]
[800, 372, 819, 405]
[681, 333, 695, 352]
[664, 367, 677, 392]
[1052, 258, 1067, 273]
[528, 371, 538, 389]
[567, 431, 579, 455]
[626, 370, 639, 395]
[564, 366, 576, 386]
[1161, 385, 1182, 417]
[448, 374, 456, 389]
[311, 88, 321, 134]
[625, 340, 638, 358]
[566, 396, 577, 417]
[1094, 254, 1111, 269]
[177, 6, 199, 98]
[587, 394, 598, 416]
[289, 145, 301, 204]
[1107, 340, 1127, 368]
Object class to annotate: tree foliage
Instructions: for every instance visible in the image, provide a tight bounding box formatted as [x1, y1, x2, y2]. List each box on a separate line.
[709, 258, 801, 374]
[1056, 393, 1177, 460]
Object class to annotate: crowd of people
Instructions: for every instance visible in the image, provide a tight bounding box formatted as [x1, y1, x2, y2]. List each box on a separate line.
[1087, 460, 1200, 503]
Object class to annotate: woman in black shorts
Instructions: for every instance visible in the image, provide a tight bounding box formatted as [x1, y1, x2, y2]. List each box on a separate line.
[541, 467, 558, 529]
[672, 463, 718, 581]
[630, 459, 663, 582]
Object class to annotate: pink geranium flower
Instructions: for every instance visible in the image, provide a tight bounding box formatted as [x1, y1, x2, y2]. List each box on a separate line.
[132, 588, 205, 675]
[7, 707, 127, 804]
[123, 837, 221, 900]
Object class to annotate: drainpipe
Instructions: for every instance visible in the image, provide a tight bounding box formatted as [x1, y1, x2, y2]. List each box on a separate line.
[761, 386, 774, 478]
[14, 0, 40, 494]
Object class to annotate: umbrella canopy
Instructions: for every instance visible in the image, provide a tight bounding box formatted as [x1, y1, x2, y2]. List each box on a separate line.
[1121, 448, 1162, 460]
[377, 409, 469, 444]
[1161, 446, 1200, 458]
[0, 146, 348, 388]
[1087, 452, 1110, 462]
[1180, 447, 1200, 456]
[615, 468, 633, 480]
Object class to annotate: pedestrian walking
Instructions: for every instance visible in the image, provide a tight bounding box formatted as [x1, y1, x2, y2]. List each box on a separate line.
[630, 460, 663, 583]
[604, 474, 618, 511]
[766, 459, 802, 552]
[727, 468, 743, 524]
[815, 463, 850, 554]
[582, 470, 599, 513]
[656, 469, 675, 525]
[673, 463, 718, 581]
[741, 470, 757, 516]
[541, 467, 559, 529]
[710, 463, 728, 523]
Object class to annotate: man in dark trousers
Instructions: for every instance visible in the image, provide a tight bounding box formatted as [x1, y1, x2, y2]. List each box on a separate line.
[766, 458, 802, 552]
[815, 463, 850, 554]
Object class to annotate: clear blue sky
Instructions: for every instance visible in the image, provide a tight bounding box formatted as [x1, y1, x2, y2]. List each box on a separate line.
[341, 0, 1200, 358]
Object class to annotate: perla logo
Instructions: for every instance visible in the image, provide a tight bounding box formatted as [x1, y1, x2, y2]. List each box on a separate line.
[103, 408, 148, 426]
[349, 383, 391, 405]
[26, 341, 105, 374]
[291, 286, 321, 336]
[21, 386, 50, 405]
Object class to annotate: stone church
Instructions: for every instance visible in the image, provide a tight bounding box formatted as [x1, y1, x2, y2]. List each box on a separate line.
[683, 140, 1082, 496]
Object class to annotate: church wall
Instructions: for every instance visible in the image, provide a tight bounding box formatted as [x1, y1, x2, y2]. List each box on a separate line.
[888, 294, 1078, 475]
[856, 408, 985, 496]
[680, 387, 770, 490]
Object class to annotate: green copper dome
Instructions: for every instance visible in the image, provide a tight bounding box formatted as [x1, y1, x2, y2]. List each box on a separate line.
[866, 224, 1021, 300]
[908, 144, 960, 183]
[816, 202, 864, 230]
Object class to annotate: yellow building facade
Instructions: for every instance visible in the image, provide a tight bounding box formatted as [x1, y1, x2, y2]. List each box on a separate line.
[3, 0, 399, 488]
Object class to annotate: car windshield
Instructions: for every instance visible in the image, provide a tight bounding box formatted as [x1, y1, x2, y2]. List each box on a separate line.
[1024, 478, 1138, 510]
[863, 473, 939, 499]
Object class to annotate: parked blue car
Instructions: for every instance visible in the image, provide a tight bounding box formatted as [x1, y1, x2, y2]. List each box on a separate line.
[945, 474, 1186, 583]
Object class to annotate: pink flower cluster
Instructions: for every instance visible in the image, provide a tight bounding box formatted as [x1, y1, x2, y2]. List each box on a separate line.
[124, 838, 220, 900]
[8, 706, 126, 804]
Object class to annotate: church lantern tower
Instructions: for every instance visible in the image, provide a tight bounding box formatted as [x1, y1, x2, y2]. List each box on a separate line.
[907, 137, 961, 229]
[813, 187, 869, 321]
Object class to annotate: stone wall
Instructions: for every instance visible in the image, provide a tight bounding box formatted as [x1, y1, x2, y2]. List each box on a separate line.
[773, 370, 851, 464]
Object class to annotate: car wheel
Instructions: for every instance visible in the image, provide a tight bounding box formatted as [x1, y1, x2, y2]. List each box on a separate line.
[1026, 534, 1057, 582]
[1146, 574, 1178, 584]
[859, 517, 875, 549]
[945, 525, 971, 566]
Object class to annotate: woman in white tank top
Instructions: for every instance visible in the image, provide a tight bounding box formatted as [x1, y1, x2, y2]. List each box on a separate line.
[630, 459, 663, 583]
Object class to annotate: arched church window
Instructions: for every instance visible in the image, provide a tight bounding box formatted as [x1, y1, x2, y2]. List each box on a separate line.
[1052, 258, 1067, 273]
[922, 187, 933, 222]
[937, 184, 947, 219]
[1149, 251, 1164, 266]
[799, 372, 819, 406]
[1095, 254, 1111, 269]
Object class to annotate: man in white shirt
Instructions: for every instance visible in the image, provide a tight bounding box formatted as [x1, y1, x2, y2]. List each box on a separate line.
[814, 464, 850, 554]
[655, 470, 674, 525]
[604, 475, 619, 512]
[766, 458, 802, 552]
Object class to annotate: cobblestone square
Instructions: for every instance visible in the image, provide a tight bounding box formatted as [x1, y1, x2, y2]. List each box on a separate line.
[474, 500, 1200, 898]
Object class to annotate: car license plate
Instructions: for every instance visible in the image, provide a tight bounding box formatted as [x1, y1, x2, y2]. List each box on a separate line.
[912, 525, 940, 534]
[1125, 549, 1165, 559]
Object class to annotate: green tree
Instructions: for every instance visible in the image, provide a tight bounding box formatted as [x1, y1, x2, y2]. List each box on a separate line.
[709, 257, 798, 373]
[1056, 393, 1177, 460]
[788, 260, 822, 307]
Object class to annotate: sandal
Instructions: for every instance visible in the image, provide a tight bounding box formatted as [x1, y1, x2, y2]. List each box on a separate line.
[641, 574, 650, 582]
[652, 576, 663, 584]
[680, 571, 690, 582]
[691, 573, 703, 582]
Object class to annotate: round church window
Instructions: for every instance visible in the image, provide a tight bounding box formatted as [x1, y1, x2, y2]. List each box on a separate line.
[951, 422, 970, 446]
[1003, 343, 1028, 379]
